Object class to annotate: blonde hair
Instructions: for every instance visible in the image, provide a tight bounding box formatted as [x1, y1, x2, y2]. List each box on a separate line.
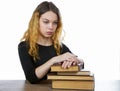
[21, 1, 63, 61]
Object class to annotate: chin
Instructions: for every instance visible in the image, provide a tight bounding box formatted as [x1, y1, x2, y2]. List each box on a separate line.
[44, 35, 52, 38]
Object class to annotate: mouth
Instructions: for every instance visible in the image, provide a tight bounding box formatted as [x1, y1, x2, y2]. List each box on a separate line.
[46, 32, 53, 35]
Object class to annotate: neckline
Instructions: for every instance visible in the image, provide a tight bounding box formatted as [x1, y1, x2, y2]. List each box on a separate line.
[36, 43, 53, 47]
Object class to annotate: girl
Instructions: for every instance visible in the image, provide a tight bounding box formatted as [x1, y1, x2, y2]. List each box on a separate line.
[18, 1, 84, 84]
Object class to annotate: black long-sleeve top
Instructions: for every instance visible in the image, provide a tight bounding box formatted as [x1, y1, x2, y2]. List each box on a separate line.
[18, 41, 71, 83]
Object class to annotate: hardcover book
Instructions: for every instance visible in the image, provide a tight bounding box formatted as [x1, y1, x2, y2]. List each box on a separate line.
[51, 64, 82, 72]
[52, 80, 94, 90]
[47, 73, 94, 81]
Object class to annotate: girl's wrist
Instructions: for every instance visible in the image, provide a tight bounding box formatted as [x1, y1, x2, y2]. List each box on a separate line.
[49, 56, 57, 65]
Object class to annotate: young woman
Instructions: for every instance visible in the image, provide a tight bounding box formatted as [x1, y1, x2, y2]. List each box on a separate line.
[18, 1, 84, 84]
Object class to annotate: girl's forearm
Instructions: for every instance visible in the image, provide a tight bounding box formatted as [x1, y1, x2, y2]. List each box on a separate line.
[35, 58, 55, 79]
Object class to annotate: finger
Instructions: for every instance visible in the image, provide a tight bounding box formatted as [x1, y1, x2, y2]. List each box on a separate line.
[63, 61, 71, 69]
[73, 57, 82, 64]
[70, 57, 77, 65]
[62, 61, 67, 68]
[72, 61, 77, 65]
[67, 61, 73, 68]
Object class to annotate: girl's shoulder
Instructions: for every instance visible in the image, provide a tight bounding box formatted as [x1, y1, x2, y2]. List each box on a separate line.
[18, 41, 28, 48]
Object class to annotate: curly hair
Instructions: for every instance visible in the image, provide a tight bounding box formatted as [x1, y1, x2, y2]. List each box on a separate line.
[21, 1, 63, 61]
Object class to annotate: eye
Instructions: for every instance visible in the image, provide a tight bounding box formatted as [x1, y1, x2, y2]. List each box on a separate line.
[53, 21, 58, 25]
[43, 21, 49, 24]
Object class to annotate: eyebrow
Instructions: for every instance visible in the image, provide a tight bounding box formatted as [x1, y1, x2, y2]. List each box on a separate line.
[42, 18, 58, 22]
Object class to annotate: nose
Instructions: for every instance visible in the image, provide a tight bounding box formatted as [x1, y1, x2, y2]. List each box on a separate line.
[48, 23, 53, 30]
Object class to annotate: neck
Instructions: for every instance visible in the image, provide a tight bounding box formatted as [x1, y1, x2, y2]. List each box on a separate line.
[37, 36, 53, 46]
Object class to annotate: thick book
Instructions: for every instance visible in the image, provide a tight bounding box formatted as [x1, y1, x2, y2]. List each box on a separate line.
[51, 64, 82, 72]
[52, 80, 94, 90]
[57, 69, 92, 76]
[47, 73, 94, 81]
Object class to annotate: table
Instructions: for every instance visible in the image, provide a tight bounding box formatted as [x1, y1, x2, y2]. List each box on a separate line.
[0, 80, 120, 91]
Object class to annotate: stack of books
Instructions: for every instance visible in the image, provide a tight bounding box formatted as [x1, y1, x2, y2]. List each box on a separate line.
[47, 64, 95, 90]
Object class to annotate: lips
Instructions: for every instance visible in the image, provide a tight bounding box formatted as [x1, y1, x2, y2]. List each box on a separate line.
[46, 32, 53, 35]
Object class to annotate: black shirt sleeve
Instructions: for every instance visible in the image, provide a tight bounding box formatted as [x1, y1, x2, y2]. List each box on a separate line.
[18, 42, 40, 83]
[60, 43, 72, 54]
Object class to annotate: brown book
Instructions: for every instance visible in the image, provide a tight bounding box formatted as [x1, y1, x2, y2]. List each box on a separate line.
[52, 80, 95, 90]
[47, 73, 94, 81]
[57, 69, 92, 76]
[51, 64, 82, 72]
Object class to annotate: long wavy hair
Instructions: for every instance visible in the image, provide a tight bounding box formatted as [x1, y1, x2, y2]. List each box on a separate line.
[21, 1, 63, 61]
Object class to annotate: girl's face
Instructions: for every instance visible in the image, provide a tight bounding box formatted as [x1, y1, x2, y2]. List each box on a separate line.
[39, 11, 58, 38]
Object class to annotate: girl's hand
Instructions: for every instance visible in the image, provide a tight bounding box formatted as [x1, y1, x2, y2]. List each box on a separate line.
[61, 57, 84, 69]
[51, 52, 84, 69]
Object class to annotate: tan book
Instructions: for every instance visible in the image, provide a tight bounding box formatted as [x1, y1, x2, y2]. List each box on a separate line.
[47, 73, 94, 81]
[51, 64, 82, 72]
[57, 69, 92, 76]
[52, 80, 95, 90]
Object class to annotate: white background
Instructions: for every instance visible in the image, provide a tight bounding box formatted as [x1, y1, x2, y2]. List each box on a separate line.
[0, 0, 120, 80]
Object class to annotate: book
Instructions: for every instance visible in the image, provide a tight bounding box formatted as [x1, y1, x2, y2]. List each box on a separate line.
[52, 80, 94, 90]
[57, 69, 92, 76]
[47, 73, 94, 81]
[51, 64, 82, 72]
[49, 64, 95, 90]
